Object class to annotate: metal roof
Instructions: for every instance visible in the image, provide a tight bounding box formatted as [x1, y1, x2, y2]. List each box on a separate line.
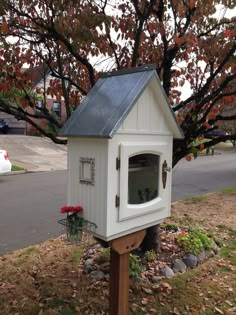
[59, 64, 183, 139]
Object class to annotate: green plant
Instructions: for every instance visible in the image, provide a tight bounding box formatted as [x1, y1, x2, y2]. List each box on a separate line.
[216, 224, 228, 230]
[163, 223, 179, 232]
[144, 250, 156, 262]
[220, 187, 236, 194]
[229, 229, 236, 237]
[95, 248, 110, 264]
[70, 248, 83, 264]
[23, 246, 39, 255]
[220, 240, 236, 264]
[129, 254, 143, 279]
[186, 195, 207, 203]
[177, 229, 214, 255]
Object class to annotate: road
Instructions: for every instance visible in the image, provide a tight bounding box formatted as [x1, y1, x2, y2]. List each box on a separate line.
[0, 171, 67, 255]
[0, 151, 235, 255]
[172, 151, 236, 201]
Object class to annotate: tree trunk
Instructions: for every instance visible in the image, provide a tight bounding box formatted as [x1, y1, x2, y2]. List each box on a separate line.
[140, 225, 161, 253]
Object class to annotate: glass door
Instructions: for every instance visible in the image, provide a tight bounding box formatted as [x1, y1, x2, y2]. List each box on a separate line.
[128, 154, 159, 204]
[119, 143, 170, 221]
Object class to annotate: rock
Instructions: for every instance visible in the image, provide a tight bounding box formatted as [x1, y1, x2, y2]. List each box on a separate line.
[182, 253, 198, 268]
[85, 258, 93, 265]
[84, 258, 94, 273]
[87, 249, 95, 256]
[197, 250, 206, 264]
[90, 270, 105, 280]
[84, 265, 93, 274]
[151, 275, 162, 283]
[93, 243, 103, 249]
[104, 273, 110, 281]
[160, 265, 174, 278]
[132, 276, 147, 284]
[172, 259, 187, 273]
[142, 287, 153, 294]
[213, 242, 220, 254]
[205, 249, 215, 258]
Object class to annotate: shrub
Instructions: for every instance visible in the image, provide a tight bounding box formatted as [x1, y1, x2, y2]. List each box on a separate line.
[176, 229, 214, 255]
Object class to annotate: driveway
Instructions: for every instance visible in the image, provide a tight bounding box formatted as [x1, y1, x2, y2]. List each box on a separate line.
[0, 135, 67, 172]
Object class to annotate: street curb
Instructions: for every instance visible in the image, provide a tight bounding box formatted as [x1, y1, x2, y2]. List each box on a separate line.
[3, 170, 27, 175]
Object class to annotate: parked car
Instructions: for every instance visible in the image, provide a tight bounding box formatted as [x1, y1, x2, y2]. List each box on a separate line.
[204, 129, 226, 137]
[0, 149, 12, 174]
[0, 119, 9, 134]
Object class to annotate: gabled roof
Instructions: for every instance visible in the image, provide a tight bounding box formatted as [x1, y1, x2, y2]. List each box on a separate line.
[59, 64, 184, 139]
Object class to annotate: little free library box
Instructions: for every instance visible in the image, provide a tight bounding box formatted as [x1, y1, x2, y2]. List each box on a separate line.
[59, 65, 183, 242]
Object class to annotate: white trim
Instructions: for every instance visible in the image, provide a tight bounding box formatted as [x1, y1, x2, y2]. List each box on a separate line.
[119, 142, 170, 221]
[93, 219, 164, 241]
[117, 130, 172, 136]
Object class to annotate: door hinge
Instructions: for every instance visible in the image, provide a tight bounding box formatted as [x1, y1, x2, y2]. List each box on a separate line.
[116, 158, 120, 170]
[115, 195, 120, 207]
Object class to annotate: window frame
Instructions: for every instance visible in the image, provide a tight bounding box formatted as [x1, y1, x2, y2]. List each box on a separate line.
[52, 101, 61, 117]
[35, 100, 45, 113]
[118, 142, 169, 221]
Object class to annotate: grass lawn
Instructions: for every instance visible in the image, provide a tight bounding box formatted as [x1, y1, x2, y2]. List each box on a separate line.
[0, 189, 236, 314]
[11, 165, 25, 172]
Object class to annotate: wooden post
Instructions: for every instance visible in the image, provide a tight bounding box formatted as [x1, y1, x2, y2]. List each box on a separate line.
[109, 230, 146, 315]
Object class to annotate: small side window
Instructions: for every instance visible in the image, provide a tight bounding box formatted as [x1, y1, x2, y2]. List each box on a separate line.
[79, 157, 95, 185]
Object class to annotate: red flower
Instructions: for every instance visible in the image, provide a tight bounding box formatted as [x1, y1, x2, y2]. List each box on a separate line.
[181, 231, 187, 237]
[60, 205, 83, 214]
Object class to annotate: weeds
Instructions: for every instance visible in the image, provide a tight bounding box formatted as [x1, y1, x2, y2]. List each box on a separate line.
[220, 240, 236, 264]
[162, 223, 179, 232]
[186, 195, 208, 203]
[144, 250, 156, 262]
[23, 246, 39, 255]
[70, 248, 83, 264]
[94, 248, 110, 264]
[129, 254, 143, 279]
[220, 186, 236, 194]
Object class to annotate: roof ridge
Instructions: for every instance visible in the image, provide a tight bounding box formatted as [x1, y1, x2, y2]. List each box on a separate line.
[100, 64, 156, 78]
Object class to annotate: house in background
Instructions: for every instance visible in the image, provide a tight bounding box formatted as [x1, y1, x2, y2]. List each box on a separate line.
[217, 104, 236, 144]
[1, 65, 67, 135]
[24, 65, 67, 135]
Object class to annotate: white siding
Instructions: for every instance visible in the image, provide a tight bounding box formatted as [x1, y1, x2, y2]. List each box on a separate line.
[119, 80, 171, 135]
[67, 138, 109, 237]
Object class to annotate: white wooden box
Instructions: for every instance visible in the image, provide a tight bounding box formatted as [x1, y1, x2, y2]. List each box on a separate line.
[60, 65, 183, 241]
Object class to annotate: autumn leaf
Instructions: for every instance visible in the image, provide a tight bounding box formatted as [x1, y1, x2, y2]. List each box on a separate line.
[1, 21, 9, 34]
[174, 35, 185, 46]
[224, 29, 231, 37]
[189, 0, 196, 9]
[199, 143, 204, 151]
